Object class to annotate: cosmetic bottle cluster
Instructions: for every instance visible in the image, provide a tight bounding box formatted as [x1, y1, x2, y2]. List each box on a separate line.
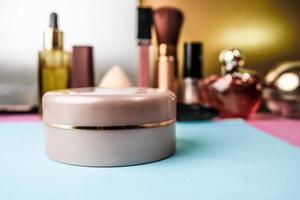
[40, 7, 300, 120]
[137, 7, 262, 120]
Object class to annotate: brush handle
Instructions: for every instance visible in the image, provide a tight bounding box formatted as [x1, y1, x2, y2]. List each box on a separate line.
[156, 44, 178, 94]
[157, 55, 175, 92]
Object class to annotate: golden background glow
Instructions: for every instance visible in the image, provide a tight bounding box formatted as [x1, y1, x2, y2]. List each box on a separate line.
[141, 0, 300, 78]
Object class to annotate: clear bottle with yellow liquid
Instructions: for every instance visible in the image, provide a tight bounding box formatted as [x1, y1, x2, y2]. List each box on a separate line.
[38, 13, 70, 111]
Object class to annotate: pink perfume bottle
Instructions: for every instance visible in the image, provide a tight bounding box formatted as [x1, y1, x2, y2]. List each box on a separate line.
[200, 49, 261, 118]
[263, 61, 300, 118]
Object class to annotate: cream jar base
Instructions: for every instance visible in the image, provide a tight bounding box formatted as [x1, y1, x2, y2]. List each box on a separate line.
[45, 124, 175, 167]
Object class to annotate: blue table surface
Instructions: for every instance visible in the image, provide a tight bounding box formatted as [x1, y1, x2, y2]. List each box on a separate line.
[0, 119, 299, 200]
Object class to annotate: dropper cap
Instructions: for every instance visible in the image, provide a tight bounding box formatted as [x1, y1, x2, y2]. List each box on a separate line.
[183, 42, 203, 78]
[43, 12, 63, 50]
[50, 12, 58, 28]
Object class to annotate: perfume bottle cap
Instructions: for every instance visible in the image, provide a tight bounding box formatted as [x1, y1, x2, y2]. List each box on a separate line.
[219, 48, 245, 74]
[71, 46, 95, 88]
[183, 42, 203, 78]
[137, 7, 152, 40]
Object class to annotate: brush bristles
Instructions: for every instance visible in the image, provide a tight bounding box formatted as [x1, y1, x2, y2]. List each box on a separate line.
[154, 7, 184, 45]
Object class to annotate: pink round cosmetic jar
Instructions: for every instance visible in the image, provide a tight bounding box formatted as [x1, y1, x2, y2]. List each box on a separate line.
[42, 87, 176, 167]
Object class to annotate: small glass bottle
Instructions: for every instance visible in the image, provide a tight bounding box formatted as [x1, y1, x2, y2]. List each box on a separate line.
[177, 42, 219, 121]
[179, 42, 203, 104]
[200, 49, 261, 118]
[38, 13, 70, 111]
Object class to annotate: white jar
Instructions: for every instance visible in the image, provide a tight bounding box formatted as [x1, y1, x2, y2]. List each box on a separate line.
[43, 87, 176, 167]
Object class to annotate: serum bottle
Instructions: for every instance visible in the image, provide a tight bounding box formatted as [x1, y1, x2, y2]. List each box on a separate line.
[38, 12, 70, 110]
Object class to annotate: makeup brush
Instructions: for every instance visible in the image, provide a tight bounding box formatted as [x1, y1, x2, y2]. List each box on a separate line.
[153, 7, 184, 94]
[154, 7, 184, 46]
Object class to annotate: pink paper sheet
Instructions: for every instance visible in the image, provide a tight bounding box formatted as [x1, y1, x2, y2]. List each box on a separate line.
[248, 114, 300, 147]
[0, 114, 41, 122]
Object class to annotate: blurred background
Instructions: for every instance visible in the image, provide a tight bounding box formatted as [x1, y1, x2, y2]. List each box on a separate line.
[142, 0, 300, 77]
[0, 0, 300, 106]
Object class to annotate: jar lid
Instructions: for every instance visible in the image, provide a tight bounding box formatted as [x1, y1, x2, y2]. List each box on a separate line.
[43, 87, 176, 127]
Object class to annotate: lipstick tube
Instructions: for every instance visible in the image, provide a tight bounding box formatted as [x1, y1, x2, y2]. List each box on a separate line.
[138, 40, 150, 87]
[137, 7, 152, 88]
